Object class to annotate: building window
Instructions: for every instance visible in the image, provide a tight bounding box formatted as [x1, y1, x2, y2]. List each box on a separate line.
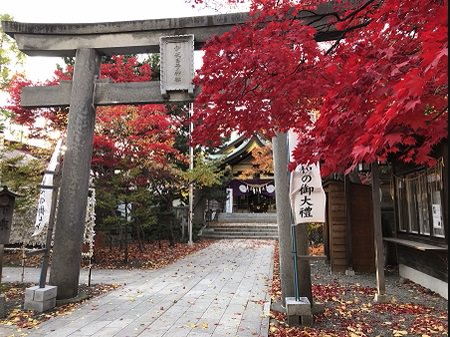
[395, 159, 445, 238]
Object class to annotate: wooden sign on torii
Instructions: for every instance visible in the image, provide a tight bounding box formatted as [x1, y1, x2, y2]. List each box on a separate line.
[2, 8, 342, 300]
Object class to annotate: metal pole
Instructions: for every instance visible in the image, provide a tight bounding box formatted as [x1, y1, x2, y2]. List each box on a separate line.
[287, 134, 300, 301]
[188, 104, 194, 246]
[21, 243, 25, 283]
[291, 224, 299, 301]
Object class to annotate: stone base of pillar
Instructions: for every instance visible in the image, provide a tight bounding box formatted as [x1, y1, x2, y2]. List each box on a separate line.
[24, 285, 57, 312]
[373, 293, 390, 303]
[285, 296, 313, 327]
[345, 268, 356, 276]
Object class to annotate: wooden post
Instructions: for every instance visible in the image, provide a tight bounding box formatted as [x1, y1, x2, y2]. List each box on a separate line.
[0, 244, 3, 285]
[49, 49, 100, 300]
[0, 243, 4, 318]
[371, 162, 389, 302]
[295, 224, 313, 303]
[344, 175, 354, 274]
[272, 132, 294, 303]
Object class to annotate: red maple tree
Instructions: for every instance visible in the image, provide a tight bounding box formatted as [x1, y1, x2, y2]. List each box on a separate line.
[5, 55, 182, 175]
[191, 0, 448, 175]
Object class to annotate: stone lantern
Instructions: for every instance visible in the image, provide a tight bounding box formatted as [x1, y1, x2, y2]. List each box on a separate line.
[0, 186, 18, 318]
[0, 186, 18, 245]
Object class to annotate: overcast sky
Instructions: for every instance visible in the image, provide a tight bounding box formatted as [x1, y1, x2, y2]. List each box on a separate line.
[1, 0, 247, 81]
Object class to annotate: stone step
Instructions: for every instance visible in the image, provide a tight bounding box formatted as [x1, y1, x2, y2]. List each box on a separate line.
[203, 229, 278, 236]
[201, 223, 279, 239]
[205, 228, 278, 234]
[201, 233, 278, 240]
[201, 214, 279, 240]
[208, 223, 278, 230]
[216, 213, 277, 223]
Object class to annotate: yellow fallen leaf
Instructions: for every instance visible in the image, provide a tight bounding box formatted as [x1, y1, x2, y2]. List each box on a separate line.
[269, 326, 279, 333]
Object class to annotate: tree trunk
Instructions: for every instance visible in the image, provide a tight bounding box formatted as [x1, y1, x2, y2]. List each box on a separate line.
[272, 132, 294, 304]
[124, 222, 128, 264]
[136, 224, 145, 252]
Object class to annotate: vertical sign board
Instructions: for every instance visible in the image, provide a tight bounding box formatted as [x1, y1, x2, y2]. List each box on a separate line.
[225, 188, 233, 213]
[160, 35, 195, 97]
[33, 138, 64, 237]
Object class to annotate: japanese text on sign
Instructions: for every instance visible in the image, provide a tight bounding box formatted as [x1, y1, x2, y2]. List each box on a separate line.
[289, 163, 326, 224]
[160, 35, 194, 95]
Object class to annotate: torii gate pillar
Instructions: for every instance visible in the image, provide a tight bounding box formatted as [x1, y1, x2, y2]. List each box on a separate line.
[49, 49, 100, 299]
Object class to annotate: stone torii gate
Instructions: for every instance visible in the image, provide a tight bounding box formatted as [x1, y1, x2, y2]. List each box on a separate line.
[2, 9, 345, 300]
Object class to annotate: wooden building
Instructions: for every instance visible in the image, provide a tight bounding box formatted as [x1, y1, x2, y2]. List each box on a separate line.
[323, 141, 448, 299]
[386, 142, 448, 299]
[323, 179, 376, 273]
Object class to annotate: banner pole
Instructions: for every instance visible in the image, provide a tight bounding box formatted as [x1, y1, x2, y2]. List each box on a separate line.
[287, 133, 300, 301]
[39, 163, 61, 288]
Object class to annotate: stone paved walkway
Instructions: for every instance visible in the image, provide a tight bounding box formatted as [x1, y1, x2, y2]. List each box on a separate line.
[1, 239, 274, 337]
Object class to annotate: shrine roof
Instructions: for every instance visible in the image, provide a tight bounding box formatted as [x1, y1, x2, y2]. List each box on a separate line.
[212, 133, 269, 166]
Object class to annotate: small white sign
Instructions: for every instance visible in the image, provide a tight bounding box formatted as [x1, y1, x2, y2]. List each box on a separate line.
[225, 188, 233, 213]
[432, 204, 443, 229]
[160, 35, 195, 96]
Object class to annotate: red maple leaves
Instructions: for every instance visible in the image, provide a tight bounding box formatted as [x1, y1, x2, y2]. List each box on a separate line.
[5, 56, 181, 175]
[192, 0, 448, 175]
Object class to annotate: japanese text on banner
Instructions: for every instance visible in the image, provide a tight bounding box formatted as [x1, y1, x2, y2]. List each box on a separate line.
[289, 163, 326, 224]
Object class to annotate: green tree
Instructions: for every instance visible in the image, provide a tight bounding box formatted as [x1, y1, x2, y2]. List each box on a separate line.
[1, 14, 25, 133]
[0, 14, 25, 90]
[0, 142, 45, 244]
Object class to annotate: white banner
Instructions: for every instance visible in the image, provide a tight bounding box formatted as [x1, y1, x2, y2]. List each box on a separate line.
[32, 138, 63, 236]
[288, 130, 326, 224]
[289, 163, 326, 224]
[225, 188, 233, 213]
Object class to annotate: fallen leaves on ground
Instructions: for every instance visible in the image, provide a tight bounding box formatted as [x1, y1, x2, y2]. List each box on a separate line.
[269, 242, 448, 337]
[308, 243, 324, 256]
[2, 239, 215, 331]
[88, 239, 215, 269]
[5, 239, 216, 270]
[0, 282, 120, 330]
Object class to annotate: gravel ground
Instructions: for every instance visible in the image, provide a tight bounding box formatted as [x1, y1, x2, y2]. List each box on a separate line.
[310, 261, 448, 313]
[270, 259, 448, 337]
